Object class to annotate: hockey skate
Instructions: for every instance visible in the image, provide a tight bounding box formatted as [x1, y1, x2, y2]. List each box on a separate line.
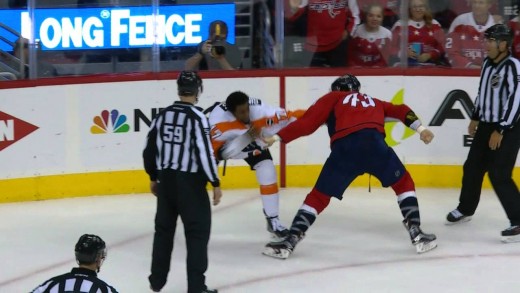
[262, 232, 304, 259]
[501, 225, 520, 243]
[445, 209, 472, 225]
[265, 214, 289, 241]
[403, 220, 437, 254]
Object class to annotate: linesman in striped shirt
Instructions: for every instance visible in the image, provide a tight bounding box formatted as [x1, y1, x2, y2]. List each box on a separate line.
[143, 71, 222, 293]
[31, 234, 118, 293]
[446, 24, 520, 243]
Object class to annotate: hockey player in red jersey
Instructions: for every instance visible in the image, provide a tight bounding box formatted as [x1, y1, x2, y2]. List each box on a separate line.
[261, 74, 437, 259]
[445, 0, 496, 68]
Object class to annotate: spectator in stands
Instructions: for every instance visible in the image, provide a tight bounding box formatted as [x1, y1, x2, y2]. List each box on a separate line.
[430, 0, 503, 31]
[509, 14, 520, 59]
[357, 0, 400, 29]
[13, 37, 57, 79]
[185, 20, 242, 70]
[445, 0, 497, 69]
[390, 0, 446, 67]
[286, 0, 361, 67]
[348, 3, 392, 67]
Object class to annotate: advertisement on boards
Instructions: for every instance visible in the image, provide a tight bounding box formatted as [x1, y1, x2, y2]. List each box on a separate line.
[0, 4, 235, 51]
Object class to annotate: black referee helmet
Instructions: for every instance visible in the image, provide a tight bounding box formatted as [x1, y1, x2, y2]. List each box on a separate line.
[75, 234, 106, 265]
[177, 70, 203, 96]
[331, 74, 361, 92]
[484, 24, 513, 46]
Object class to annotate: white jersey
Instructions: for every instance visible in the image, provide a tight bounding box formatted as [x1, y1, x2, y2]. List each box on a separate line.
[208, 98, 303, 159]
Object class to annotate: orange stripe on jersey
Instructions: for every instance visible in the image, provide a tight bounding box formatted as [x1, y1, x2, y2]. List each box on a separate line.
[260, 183, 279, 195]
[210, 120, 247, 159]
[214, 120, 247, 133]
[252, 115, 280, 129]
[288, 109, 306, 119]
[251, 109, 306, 129]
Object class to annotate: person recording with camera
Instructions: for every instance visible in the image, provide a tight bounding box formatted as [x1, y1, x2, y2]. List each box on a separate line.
[185, 20, 242, 70]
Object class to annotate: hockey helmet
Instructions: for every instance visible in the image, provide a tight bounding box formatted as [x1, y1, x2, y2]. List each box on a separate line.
[177, 70, 203, 96]
[75, 234, 106, 264]
[331, 74, 361, 92]
[484, 24, 513, 45]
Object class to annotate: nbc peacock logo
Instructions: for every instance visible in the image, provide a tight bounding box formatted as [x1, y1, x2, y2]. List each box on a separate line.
[90, 109, 130, 134]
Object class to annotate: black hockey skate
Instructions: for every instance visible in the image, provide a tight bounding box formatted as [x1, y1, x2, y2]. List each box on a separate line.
[403, 219, 437, 254]
[446, 209, 472, 225]
[265, 214, 289, 241]
[262, 232, 304, 259]
[501, 225, 520, 243]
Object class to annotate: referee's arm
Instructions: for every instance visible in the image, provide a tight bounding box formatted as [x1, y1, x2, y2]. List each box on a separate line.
[501, 63, 520, 130]
[143, 119, 159, 181]
[193, 113, 220, 187]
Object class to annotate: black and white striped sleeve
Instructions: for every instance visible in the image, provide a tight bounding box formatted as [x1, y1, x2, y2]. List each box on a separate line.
[501, 60, 520, 130]
[31, 279, 51, 293]
[472, 59, 487, 120]
[193, 110, 220, 187]
[143, 117, 159, 181]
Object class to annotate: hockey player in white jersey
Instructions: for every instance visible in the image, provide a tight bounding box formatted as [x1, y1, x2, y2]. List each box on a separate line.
[208, 91, 305, 240]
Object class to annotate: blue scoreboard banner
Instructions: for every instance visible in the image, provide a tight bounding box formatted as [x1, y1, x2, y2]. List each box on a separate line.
[0, 4, 235, 51]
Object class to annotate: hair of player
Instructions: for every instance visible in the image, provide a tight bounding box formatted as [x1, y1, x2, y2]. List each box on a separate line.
[225, 91, 249, 113]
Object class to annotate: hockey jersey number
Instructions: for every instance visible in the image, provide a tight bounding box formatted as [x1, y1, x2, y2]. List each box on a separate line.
[342, 93, 376, 108]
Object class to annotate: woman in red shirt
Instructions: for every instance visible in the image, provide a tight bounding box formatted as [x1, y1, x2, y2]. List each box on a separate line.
[391, 0, 446, 66]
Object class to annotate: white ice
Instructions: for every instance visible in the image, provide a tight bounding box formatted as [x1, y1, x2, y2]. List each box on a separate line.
[1, 187, 519, 293]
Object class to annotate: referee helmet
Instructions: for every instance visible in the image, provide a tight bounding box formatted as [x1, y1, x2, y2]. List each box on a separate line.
[484, 24, 513, 46]
[331, 74, 361, 92]
[177, 70, 203, 96]
[75, 234, 107, 265]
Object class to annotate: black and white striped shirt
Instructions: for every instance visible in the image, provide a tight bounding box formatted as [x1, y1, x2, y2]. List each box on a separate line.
[143, 101, 220, 187]
[474, 55, 520, 131]
[31, 267, 118, 293]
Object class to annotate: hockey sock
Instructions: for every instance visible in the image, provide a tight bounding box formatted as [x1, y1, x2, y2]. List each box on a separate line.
[289, 207, 316, 235]
[391, 170, 420, 225]
[397, 192, 421, 226]
[260, 184, 280, 217]
[391, 170, 415, 194]
[255, 160, 280, 217]
[303, 188, 331, 214]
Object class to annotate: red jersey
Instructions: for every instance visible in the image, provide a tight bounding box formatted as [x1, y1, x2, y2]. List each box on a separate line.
[287, 0, 361, 52]
[277, 91, 411, 144]
[445, 12, 495, 68]
[391, 19, 445, 63]
[509, 17, 520, 59]
[348, 24, 392, 67]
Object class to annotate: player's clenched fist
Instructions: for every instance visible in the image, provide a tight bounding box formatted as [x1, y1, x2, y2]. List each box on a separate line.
[420, 129, 434, 144]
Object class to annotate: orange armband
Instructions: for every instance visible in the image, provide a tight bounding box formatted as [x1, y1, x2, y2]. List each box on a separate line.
[252, 116, 280, 129]
[288, 109, 306, 119]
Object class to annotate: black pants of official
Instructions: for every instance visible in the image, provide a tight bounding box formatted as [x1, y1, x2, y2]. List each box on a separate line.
[457, 122, 520, 225]
[149, 170, 211, 293]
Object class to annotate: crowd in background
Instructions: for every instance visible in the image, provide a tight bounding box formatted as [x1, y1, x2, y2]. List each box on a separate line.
[1, 0, 520, 79]
[283, 0, 520, 68]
